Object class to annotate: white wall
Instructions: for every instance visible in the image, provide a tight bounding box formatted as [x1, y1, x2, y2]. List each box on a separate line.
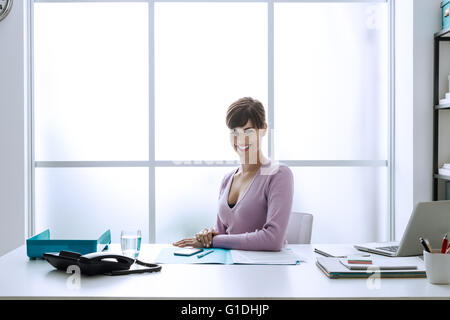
[0, 0, 27, 256]
[413, 0, 440, 204]
[394, 0, 442, 240]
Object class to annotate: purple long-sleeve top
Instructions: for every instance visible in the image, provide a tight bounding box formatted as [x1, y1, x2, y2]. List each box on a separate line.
[212, 161, 294, 251]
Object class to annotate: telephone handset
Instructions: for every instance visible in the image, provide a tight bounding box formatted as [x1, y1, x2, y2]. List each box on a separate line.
[44, 250, 162, 276]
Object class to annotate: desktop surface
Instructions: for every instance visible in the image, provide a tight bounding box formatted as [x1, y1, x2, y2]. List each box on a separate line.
[0, 243, 449, 299]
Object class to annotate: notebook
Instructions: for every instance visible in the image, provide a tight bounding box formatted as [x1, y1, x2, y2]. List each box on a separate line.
[316, 257, 426, 279]
[338, 257, 419, 270]
[154, 247, 302, 265]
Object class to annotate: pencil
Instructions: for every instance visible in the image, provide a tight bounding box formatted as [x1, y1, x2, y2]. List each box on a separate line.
[441, 233, 448, 254]
[425, 239, 433, 252]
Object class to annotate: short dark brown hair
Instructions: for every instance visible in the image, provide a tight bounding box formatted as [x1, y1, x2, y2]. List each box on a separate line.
[226, 97, 266, 129]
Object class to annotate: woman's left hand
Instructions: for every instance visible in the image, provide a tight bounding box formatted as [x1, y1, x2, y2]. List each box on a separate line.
[172, 237, 203, 248]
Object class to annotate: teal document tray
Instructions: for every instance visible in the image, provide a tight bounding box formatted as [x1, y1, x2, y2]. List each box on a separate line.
[26, 229, 111, 259]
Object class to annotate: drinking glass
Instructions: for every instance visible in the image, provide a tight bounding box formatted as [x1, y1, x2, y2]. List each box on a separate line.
[120, 230, 142, 260]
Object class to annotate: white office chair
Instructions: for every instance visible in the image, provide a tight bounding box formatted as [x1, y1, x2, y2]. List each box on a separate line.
[286, 212, 313, 244]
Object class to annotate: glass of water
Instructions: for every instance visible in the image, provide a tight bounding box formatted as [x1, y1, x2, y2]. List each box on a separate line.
[120, 230, 142, 260]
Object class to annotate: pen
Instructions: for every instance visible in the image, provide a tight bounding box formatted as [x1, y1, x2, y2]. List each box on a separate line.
[419, 237, 431, 253]
[441, 233, 448, 254]
[425, 238, 433, 252]
[197, 249, 214, 259]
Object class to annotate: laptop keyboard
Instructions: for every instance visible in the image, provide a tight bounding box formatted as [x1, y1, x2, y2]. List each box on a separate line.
[375, 245, 399, 253]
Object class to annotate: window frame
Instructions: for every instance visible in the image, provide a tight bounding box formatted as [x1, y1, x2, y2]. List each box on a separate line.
[27, 0, 395, 242]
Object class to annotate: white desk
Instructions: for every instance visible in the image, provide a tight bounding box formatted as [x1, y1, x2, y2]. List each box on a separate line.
[0, 244, 449, 299]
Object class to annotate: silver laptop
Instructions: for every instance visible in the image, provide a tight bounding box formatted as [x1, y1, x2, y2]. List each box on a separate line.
[354, 201, 450, 257]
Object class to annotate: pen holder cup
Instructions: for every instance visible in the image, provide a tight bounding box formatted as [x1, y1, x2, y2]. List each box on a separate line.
[424, 249, 450, 285]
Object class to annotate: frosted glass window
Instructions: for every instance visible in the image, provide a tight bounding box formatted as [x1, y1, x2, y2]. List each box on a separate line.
[291, 167, 388, 243]
[274, 3, 388, 160]
[154, 3, 267, 161]
[33, 2, 149, 161]
[35, 168, 149, 243]
[31, 1, 392, 245]
[155, 167, 233, 243]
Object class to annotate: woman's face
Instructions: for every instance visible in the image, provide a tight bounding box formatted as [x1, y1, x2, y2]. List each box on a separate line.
[229, 119, 266, 164]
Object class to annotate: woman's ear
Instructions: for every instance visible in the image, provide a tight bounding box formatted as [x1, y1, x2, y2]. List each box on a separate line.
[260, 123, 268, 137]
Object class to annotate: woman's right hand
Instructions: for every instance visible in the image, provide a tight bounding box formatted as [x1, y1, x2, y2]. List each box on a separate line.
[195, 227, 219, 248]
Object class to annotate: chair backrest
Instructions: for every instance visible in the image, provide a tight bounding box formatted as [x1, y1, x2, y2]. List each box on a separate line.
[286, 212, 314, 244]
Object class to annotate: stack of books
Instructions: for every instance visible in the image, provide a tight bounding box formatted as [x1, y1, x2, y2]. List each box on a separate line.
[314, 246, 426, 279]
[316, 256, 426, 279]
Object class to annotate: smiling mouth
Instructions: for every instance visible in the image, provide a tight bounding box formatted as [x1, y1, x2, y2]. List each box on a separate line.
[236, 144, 250, 151]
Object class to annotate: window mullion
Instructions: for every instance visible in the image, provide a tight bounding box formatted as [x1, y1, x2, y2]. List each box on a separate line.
[149, 0, 156, 243]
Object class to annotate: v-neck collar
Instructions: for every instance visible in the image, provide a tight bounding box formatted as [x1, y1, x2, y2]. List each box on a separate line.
[226, 165, 262, 210]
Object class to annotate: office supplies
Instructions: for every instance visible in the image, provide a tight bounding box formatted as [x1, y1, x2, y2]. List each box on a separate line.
[44, 251, 161, 276]
[339, 257, 418, 270]
[441, 233, 448, 253]
[174, 248, 203, 256]
[26, 229, 111, 259]
[314, 244, 371, 258]
[425, 239, 433, 252]
[354, 201, 450, 256]
[419, 237, 431, 253]
[157, 247, 232, 264]
[155, 247, 301, 265]
[346, 256, 372, 264]
[316, 257, 426, 279]
[424, 249, 450, 284]
[197, 249, 214, 259]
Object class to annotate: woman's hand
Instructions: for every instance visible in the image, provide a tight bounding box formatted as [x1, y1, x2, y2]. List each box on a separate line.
[195, 227, 219, 248]
[172, 237, 203, 248]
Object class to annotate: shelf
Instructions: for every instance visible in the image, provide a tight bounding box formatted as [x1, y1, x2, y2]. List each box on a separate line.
[434, 173, 450, 181]
[435, 26, 450, 38]
[435, 103, 450, 110]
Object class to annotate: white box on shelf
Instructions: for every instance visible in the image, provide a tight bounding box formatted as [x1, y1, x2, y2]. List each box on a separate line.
[443, 163, 450, 169]
[438, 168, 450, 176]
[440, 98, 450, 105]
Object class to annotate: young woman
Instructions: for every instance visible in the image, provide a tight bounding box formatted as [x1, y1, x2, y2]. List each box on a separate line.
[173, 97, 294, 251]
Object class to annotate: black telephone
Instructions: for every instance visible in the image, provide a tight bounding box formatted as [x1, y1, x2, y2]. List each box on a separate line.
[44, 251, 162, 276]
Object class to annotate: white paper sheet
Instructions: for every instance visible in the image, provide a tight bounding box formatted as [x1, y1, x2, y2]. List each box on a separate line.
[230, 248, 302, 265]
